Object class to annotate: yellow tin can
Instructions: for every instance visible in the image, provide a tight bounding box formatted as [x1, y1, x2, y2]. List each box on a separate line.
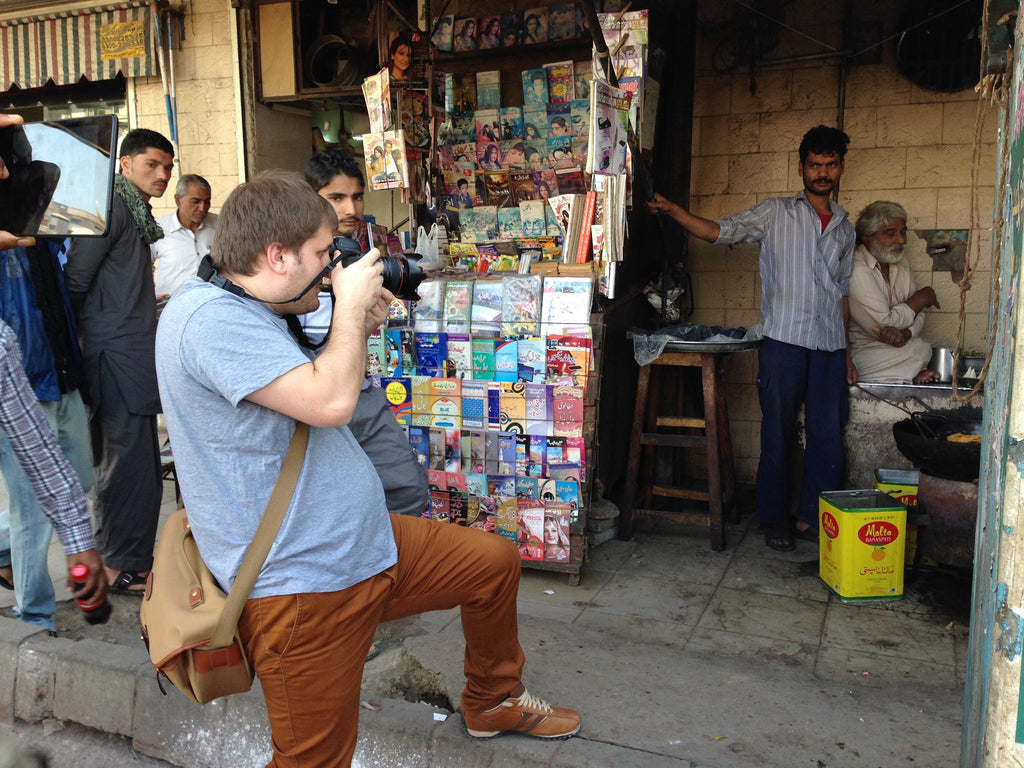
[819, 490, 906, 601]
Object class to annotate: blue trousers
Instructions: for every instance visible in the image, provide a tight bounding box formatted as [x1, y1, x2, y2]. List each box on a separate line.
[0, 390, 93, 630]
[755, 338, 847, 530]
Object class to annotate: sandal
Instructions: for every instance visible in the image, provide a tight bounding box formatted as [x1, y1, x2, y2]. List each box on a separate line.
[761, 523, 795, 552]
[110, 570, 148, 594]
[794, 525, 819, 544]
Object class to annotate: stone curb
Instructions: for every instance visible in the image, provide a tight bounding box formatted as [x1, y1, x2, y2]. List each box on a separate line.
[1, 615, 653, 767]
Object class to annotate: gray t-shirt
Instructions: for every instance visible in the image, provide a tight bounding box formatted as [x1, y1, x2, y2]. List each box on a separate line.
[155, 277, 396, 597]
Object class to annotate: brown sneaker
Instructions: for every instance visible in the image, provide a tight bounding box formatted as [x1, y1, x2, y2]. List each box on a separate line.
[463, 688, 580, 740]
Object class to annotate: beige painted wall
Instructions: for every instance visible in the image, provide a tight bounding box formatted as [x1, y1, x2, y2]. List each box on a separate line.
[684, 0, 998, 482]
[132, 0, 241, 220]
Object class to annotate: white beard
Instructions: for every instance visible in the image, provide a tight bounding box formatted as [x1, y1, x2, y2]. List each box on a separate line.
[868, 240, 904, 265]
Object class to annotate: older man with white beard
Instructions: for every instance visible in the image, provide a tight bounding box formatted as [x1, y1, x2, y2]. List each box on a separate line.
[848, 201, 941, 383]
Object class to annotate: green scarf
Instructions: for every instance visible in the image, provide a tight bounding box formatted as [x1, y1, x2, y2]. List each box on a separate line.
[114, 173, 164, 245]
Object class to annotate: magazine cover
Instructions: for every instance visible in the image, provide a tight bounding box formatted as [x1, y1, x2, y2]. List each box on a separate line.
[363, 130, 409, 191]
[524, 7, 549, 44]
[547, 136, 574, 169]
[500, 141, 528, 170]
[471, 281, 503, 336]
[533, 169, 559, 200]
[411, 279, 443, 331]
[477, 171, 512, 208]
[415, 331, 448, 377]
[570, 99, 590, 138]
[544, 61, 574, 103]
[540, 276, 595, 332]
[517, 499, 545, 561]
[501, 275, 542, 336]
[588, 79, 632, 175]
[400, 90, 430, 150]
[443, 280, 472, 333]
[524, 140, 549, 171]
[543, 503, 572, 561]
[522, 68, 549, 105]
[431, 14, 454, 52]
[361, 68, 391, 133]
[475, 109, 501, 144]
[451, 111, 476, 143]
[453, 17, 478, 51]
[518, 339, 546, 384]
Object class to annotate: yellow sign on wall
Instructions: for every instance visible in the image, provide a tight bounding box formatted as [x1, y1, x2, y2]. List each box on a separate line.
[100, 20, 147, 60]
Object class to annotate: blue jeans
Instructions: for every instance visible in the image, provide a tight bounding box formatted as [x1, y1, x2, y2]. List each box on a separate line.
[0, 390, 93, 630]
[755, 338, 848, 530]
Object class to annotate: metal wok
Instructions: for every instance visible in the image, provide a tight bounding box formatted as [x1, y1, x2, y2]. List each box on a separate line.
[891, 411, 982, 482]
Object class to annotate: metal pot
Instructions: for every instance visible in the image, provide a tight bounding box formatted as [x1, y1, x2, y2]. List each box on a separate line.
[892, 411, 982, 482]
[929, 347, 955, 383]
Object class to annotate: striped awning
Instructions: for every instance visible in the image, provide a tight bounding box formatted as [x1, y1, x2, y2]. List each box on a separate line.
[1, 2, 158, 91]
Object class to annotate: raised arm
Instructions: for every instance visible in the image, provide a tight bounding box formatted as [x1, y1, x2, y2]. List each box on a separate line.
[647, 193, 721, 243]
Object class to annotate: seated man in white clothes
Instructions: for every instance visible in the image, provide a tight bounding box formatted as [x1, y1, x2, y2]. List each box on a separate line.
[151, 173, 218, 296]
[848, 201, 941, 384]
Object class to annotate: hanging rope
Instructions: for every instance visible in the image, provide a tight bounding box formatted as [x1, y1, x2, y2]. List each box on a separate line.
[951, 0, 1011, 401]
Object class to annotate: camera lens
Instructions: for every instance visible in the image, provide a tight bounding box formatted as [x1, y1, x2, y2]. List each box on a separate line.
[332, 236, 424, 301]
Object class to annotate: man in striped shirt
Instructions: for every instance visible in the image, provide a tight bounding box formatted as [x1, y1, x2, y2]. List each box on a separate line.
[648, 125, 856, 552]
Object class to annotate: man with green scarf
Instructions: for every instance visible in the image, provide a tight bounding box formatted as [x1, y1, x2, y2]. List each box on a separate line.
[65, 128, 174, 593]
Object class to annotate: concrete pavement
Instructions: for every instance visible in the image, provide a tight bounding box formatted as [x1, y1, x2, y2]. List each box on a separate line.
[0, 478, 967, 767]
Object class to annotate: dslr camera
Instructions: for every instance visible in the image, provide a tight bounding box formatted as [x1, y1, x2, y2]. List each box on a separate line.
[332, 235, 425, 301]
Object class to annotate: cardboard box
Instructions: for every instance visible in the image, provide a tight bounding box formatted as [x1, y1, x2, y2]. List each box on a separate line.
[874, 469, 919, 564]
[819, 490, 907, 601]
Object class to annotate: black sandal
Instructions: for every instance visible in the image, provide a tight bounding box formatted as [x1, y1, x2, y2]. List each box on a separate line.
[110, 570, 147, 594]
[762, 523, 795, 552]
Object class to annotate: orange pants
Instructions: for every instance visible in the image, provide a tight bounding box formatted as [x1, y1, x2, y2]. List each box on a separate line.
[238, 513, 526, 767]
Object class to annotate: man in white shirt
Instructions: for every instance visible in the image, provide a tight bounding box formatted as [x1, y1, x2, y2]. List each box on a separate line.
[151, 174, 217, 296]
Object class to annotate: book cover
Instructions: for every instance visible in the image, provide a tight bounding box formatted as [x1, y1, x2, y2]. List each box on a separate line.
[501, 275, 542, 336]
[500, 141, 528, 170]
[452, 111, 477, 143]
[520, 199, 546, 237]
[552, 383, 585, 436]
[446, 332, 473, 379]
[499, 380, 527, 432]
[543, 503, 572, 561]
[416, 331, 448, 378]
[524, 140, 548, 171]
[465, 471, 489, 496]
[478, 15, 502, 49]
[515, 434, 530, 475]
[540, 276, 594, 333]
[412, 279, 443, 331]
[487, 392, 503, 435]
[443, 280, 472, 333]
[522, 68, 549, 106]
[546, 336, 590, 386]
[470, 282, 503, 337]
[495, 496, 518, 542]
[453, 17, 478, 51]
[555, 479, 580, 507]
[431, 15, 454, 52]
[408, 424, 429, 465]
[517, 337, 546, 383]
[516, 475, 539, 500]
[471, 337, 497, 380]
[524, 7, 549, 44]
[523, 107, 548, 140]
[573, 58, 592, 99]
[533, 169, 559, 199]
[489, 472, 516, 499]
[461, 205, 499, 243]
[571, 137, 589, 175]
[546, 435, 568, 465]
[575, 190, 597, 264]
[428, 488, 450, 521]
[547, 135, 574, 170]
[544, 200, 563, 237]
[517, 499, 545, 560]
[544, 60, 574, 103]
[528, 435, 547, 477]
[475, 108, 501, 145]
[381, 377, 412, 425]
[366, 329, 386, 377]
[477, 171, 512, 208]
[461, 380, 488, 428]
[570, 98, 590, 138]
[444, 426, 462, 472]
[547, 463, 582, 483]
[497, 430, 517, 474]
[500, 10, 525, 47]
[447, 489, 468, 525]
[428, 426, 446, 470]
[497, 207, 523, 240]
[556, 167, 586, 194]
[410, 375, 432, 425]
[547, 4, 577, 40]
[493, 338, 519, 382]
[525, 381, 553, 435]
[498, 106, 524, 140]
[399, 328, 418, 375]
[547, 101, 572, 137]
[476, 70, 501, 109]
[509, 170, 538, 204]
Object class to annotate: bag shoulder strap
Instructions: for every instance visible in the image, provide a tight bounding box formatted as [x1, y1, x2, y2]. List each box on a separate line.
[211, 422, 309, 647]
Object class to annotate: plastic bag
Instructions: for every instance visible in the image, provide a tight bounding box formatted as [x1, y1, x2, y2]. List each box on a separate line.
[415, 224, 442, 269]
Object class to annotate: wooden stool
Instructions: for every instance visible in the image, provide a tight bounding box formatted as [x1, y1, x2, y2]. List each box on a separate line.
[621, 350, 736, 550]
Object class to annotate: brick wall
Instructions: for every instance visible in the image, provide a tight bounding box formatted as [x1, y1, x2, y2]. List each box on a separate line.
[684, 0, 997, 483]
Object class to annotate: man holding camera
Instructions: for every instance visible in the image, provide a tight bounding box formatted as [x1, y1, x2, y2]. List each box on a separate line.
[156, 171, 579, 767]
[301, 149, 428, 518]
